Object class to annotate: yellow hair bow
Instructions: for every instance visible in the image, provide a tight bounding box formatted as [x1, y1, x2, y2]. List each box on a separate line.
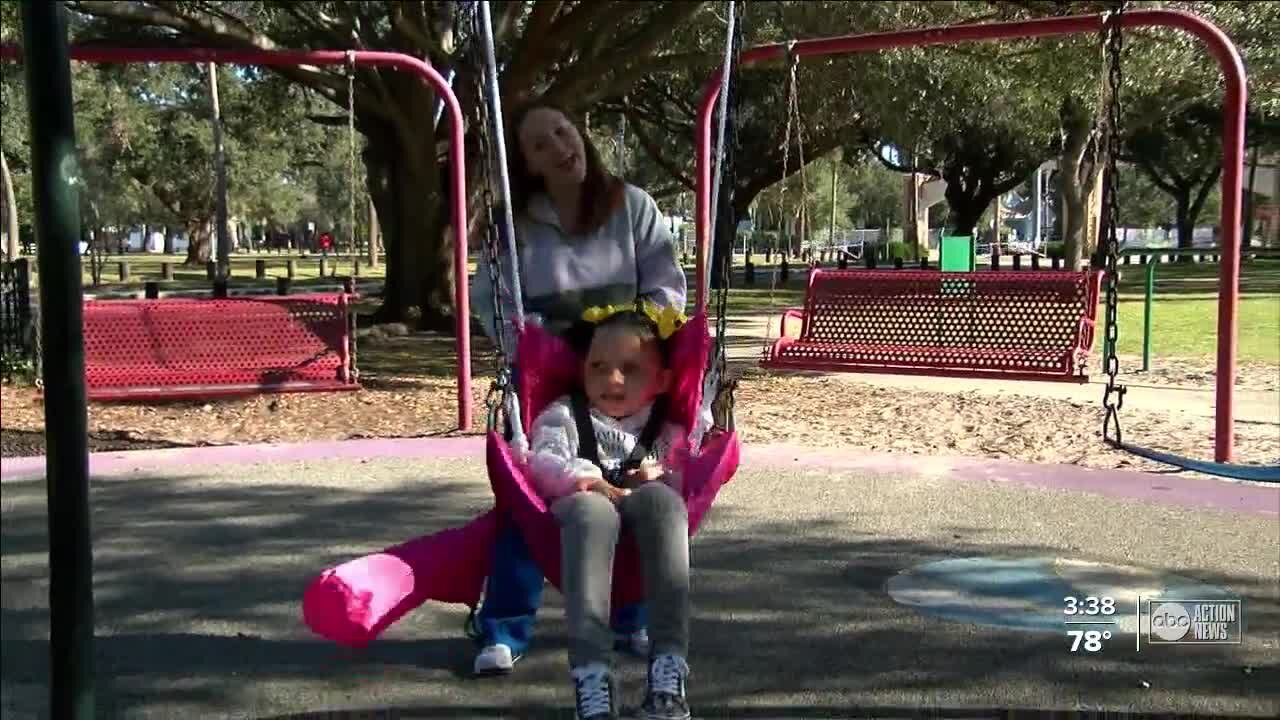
[580, 300, 687, 340]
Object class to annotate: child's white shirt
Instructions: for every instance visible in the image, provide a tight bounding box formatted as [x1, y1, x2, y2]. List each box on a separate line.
[528, 394, 685, 501]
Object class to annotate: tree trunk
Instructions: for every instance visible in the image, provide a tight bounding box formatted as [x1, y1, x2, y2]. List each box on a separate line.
[902, 173, 927, 260]
[163, 226, 174, 255]
[943, 178, 995, 239]
[367, 194, 380, 268]
[1243, 142, 1259, 247]
[1, 150, 18, 258]
[1061, 188, 1086, 268]
[1174, 193, 1194, 252]
[185, 220, 213, 265]
[1084, 169, 1105, 262]
[366, 118, 453, 330]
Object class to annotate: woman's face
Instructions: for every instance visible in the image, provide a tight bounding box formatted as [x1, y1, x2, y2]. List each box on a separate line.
[517, 107, 587, 189]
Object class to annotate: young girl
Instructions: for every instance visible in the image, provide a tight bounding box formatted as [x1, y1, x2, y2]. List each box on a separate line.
[528, 307, 692, 720]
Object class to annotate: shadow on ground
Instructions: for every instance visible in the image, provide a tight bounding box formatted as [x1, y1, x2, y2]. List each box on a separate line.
[1, 466, 1276, 719]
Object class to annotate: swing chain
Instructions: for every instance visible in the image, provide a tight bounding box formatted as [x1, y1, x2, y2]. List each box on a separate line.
[711, 1, 745, 432]
[468, 4, 515, 433]
[346, 51, 358, 271]
[1101, 2, 1127, 446]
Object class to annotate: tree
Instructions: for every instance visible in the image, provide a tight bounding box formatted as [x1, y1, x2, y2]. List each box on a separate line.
[69, 0, 714, 330]
[0, 2, 30, 255]
[1122, 101, 1221, 250]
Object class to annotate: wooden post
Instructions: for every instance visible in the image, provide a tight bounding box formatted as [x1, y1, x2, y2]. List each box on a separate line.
[276, 276, 291, 295]
[116, 261, 128, 281]
[287, 259, 297, 279]
[161, 262, 174, 280]
[255, 258, 266, 278]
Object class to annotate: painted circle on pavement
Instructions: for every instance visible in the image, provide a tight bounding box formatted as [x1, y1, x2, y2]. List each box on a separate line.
[884, 556, 1238, 634]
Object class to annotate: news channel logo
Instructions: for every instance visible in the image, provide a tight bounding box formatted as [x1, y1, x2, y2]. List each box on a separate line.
[1146, 598, 1243, 644]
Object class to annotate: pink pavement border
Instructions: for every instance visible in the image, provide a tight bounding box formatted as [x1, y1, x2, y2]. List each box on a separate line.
[2, 435, 1275, 517]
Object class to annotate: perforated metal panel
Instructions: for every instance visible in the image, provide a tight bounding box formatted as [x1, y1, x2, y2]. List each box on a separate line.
[764, 270, 1102, 381]
[83, 293, 358, 401]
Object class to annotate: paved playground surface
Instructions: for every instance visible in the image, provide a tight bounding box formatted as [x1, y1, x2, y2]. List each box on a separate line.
[2, 438, 1277, 719]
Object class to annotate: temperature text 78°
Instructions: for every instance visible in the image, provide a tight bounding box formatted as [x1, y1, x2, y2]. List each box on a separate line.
[1068, 630, 1111, 652]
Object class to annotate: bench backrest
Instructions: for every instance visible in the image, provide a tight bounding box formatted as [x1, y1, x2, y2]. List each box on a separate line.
[83, 293, 354, 395]
[800, 270, 1102, 350]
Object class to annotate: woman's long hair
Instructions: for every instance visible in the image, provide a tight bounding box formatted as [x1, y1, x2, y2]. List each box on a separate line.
[505, 100, 624, 234]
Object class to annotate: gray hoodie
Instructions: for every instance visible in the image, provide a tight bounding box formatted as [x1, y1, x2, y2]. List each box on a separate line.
[471, 183, 687, 355]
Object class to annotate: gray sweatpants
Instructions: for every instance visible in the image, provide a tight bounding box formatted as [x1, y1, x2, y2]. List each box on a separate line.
[551, 482, 690, 669]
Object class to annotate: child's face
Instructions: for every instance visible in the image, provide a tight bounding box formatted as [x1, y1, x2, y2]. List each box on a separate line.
[582, 326, 672, 419]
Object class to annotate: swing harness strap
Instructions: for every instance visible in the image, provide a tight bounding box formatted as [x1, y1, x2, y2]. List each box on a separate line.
[569, 390, 669, 488]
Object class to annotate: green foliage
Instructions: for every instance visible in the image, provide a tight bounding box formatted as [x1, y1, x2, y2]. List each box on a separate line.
[884, 240, 912, 261]
[1044, 241, 1066, 260]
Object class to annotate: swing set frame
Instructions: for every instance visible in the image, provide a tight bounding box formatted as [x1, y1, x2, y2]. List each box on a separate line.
[694, 8, 1247, 464]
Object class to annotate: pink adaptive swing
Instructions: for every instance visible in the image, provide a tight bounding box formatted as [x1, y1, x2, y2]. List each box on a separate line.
[302, 313, 739, 649]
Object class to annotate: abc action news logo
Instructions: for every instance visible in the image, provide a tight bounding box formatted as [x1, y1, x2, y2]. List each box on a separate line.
[1148, 599, 1242, 644]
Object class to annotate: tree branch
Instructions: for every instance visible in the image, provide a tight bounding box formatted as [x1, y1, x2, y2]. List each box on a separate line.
[626, 111, 695, 191]
[389, 1, 436, 55]
[69, 1, 348, 98]
[512, 1, 560, 66]
[1129, 157, 1181, 195]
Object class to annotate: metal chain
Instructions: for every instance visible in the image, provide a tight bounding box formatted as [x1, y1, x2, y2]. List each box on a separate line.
[1101, 1, 1127, 446]
[468, 4, 515, 433]
[346, 51, 358, 274]
[711, 0, 745, 430]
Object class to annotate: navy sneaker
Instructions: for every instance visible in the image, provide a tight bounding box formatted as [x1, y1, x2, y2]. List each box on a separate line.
[639, 654, 691, 720]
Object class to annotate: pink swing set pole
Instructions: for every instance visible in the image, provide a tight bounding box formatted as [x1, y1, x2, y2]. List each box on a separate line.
[696, 8, 1247, 463]
[0, 45, 475, 433]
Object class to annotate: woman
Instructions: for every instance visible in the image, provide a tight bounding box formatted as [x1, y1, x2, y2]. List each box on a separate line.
[470, 100, 688, 683]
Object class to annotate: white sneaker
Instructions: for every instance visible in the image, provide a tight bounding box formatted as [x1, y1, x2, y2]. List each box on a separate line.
[473, 643, 518, 675]
[615, 628, 650, 657]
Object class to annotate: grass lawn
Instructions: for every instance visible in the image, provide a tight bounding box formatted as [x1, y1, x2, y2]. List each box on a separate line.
[26, 252, 387, 291]
[15, 252, 1277, 364]
[711, 260, 1279, 365]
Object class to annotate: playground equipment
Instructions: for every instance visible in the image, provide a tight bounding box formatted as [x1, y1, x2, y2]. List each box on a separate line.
[4, 11, 470, 710]
[752, 35, 1102, 382]
[81, 290, 359, 401]
[695, 6, 1264, 475]
[761, 269, 1102, 382]
[1093, 5, 1277, 482]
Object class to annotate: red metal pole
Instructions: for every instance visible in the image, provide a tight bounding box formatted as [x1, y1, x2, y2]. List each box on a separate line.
[0, 45, 475, 432]
[696, 8, 1246, 461]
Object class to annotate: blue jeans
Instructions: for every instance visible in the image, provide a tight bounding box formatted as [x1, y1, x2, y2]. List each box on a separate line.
[475, 363, 647, 655]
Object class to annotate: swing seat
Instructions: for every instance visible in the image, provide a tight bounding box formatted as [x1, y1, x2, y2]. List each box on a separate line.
[488, 312, 741, 607]
[763, 269, 1102, 382]
[82, 293, 359, 401]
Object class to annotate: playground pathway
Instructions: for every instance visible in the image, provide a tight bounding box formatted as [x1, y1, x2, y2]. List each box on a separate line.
[2, 438, 1277, 718]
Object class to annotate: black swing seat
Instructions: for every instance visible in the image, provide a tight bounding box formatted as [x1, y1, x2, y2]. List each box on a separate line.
[762, 269, 1103, 383]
